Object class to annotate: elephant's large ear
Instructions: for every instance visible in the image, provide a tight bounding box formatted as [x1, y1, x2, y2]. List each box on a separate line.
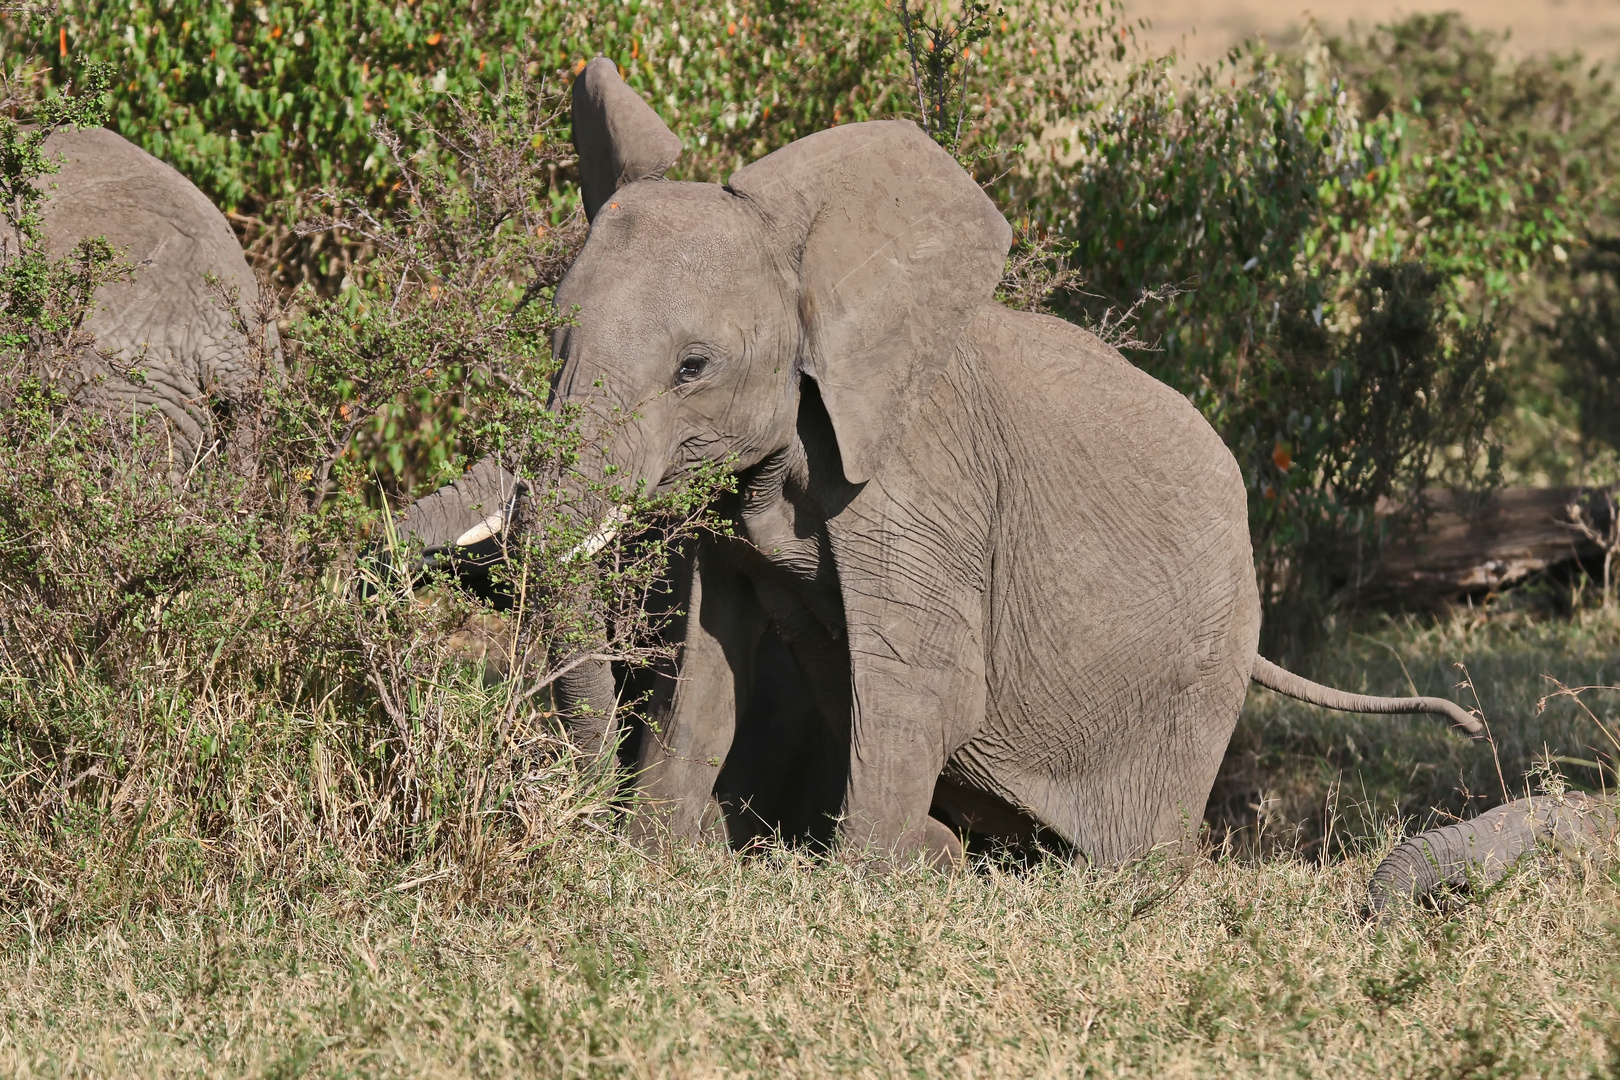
[571, 57, 682, 222]
[727, 121, 1011, 485]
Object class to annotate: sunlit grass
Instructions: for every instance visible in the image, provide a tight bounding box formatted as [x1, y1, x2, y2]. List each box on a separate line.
[1, 836, 1614, 1077]
[2, 606, 1617, 1078]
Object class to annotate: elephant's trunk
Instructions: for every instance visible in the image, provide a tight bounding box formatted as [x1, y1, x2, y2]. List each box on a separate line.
[1368, 793, 1617, 915]
[546, 450, 633, 759]
[553, 648, 619, 756]
[377, 449, 628, 759]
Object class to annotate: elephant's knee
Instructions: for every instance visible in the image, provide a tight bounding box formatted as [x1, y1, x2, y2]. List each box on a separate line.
[624, 791, 730, 853]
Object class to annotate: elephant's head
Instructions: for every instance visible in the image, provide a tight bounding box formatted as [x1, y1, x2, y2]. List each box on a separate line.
[551, 58, 1012, 496]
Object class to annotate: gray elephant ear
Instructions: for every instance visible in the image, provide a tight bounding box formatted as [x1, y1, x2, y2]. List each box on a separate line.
[571, 57, 682, 222]
[727, 121, 1011, 485]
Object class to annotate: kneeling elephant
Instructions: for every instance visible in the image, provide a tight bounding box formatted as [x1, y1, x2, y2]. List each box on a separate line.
[391, 59, 1483, 867]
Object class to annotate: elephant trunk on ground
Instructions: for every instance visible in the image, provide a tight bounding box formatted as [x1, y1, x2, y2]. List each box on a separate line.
[1368, 793, 1618, 915]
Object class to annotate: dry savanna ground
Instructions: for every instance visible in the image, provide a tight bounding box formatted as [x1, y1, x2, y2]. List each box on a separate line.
[0, 843, 1615, 1078]
[1129, 0, 1620, 61]
[2, 609, 1619, 1078]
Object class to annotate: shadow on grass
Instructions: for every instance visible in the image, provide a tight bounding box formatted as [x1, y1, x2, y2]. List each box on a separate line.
[1209, 602, 1620, 861]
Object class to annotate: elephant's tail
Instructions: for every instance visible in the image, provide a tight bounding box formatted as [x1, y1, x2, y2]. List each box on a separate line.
[1368, 794, 1618, 915]
[1250, 656, 1484, 735]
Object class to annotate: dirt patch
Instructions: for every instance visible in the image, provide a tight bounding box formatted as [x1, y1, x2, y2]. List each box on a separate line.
[1128, 0, 1620, 61]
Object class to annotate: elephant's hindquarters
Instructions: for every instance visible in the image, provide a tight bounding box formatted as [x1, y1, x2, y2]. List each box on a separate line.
[943, 307, 1260, 865]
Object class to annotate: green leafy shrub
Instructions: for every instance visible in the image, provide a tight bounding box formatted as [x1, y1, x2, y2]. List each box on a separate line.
[28, 0, 913, 288]
[0, 70, 723, 933]
[1548, 238, 1620, 459]
[1324, 14, 1620, 486]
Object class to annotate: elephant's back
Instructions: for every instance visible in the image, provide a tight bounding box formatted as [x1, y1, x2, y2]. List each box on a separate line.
[969, 304, 1253, 597]
[38, 127, 261, 395]
[951, 304, 1259, 862]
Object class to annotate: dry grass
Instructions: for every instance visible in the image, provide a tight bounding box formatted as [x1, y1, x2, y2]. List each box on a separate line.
[1, 605, 1619, 1078]
[0, 839, 1614, 1078]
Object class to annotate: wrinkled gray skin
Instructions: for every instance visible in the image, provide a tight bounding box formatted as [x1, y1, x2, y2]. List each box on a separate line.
[396, 60, 1484, 867]
[1369, 793, 1617, 915]
[37, 126, 270, 458]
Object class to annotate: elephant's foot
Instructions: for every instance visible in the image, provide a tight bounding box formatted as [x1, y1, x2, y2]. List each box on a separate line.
[625, 793, 733, 854]
[922, 815, 964, 871]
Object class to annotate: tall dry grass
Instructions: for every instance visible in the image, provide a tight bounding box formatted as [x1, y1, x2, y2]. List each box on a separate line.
[0, 818, 1614, 1078]
[0, 607, 1617, 1077]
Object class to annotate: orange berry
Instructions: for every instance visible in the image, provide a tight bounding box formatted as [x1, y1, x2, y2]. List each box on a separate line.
[426, 31, 441, 45]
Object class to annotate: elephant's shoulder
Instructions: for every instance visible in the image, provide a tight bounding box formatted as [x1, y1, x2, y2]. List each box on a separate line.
[971, 304, 1142, 378]
[967, 303, 1239, 483]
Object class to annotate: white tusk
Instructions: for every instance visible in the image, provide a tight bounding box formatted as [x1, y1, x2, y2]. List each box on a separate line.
[567, 505, 629, 561]
[454, 511, 507, 547]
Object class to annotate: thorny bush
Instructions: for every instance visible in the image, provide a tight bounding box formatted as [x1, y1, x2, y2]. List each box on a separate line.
[0, 68, 725, 936]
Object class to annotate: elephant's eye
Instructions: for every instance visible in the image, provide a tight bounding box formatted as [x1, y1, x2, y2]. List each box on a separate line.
[675, 353, 709, 384]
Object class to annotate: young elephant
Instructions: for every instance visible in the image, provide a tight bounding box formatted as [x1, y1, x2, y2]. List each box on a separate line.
[38, 126, 272, 458]
[402, 60, 1483, 867]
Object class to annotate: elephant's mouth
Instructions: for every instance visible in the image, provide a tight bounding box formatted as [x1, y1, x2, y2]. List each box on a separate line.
[654, 431, 760, 495]
[649, 440, 709, 495]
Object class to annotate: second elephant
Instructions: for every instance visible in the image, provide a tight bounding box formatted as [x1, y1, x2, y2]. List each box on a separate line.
[38, 125, 273, 458]
[1369, 793, 1618, 915]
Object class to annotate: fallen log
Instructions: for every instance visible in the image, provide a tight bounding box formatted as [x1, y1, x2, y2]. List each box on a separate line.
[1353, 487, 1617, 607]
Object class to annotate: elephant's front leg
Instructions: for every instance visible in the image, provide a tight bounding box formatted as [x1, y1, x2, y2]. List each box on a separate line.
[629, 539, 766, 847]
[834, 558, 988, 865]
